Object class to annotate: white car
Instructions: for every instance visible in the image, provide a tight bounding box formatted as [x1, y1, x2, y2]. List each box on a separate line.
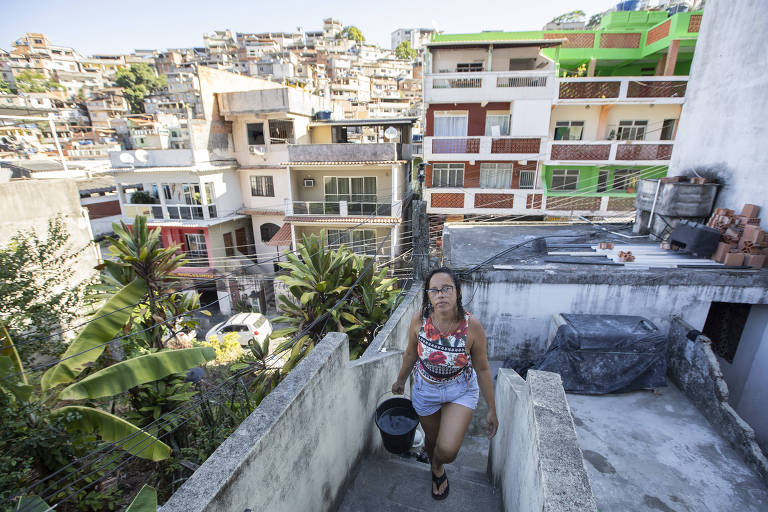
[205, 313, 272, 347]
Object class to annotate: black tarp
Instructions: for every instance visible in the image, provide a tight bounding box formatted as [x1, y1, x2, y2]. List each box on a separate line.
[531, 314, 667, 394]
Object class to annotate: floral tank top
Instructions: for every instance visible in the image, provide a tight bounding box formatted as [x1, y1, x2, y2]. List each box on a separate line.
[416, 312, 472, 382]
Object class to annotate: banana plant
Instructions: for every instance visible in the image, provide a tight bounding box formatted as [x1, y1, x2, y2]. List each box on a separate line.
[0, 278, 216, 462]
[15, 484, 157, 512]
[272, 230, 400, 361]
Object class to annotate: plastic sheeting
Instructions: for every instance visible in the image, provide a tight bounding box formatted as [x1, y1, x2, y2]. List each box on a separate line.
[532, 314, 667, 394]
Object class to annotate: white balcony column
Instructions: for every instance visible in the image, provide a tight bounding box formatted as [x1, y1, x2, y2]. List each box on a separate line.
[157, 182, 168, 218]
[391, 163, 399, 216]
[609, 142, 618, 162]
[340, 200, 348, 216]
[199, 180, 210, 220]
[618, 79, 629, 100]
[600, 196, 610, 212]
[487, 44, 493, 71]
[284, 198, 294, 216]
[116, 182, 127, 218]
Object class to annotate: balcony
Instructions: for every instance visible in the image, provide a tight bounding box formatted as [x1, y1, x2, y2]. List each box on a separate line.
[549, 141, 673, 163]
[286, 199, 400, 218]
[424, 136, 541, 161]
[426, 188, 546, 214]
[218, 88, 332, 117]
[556, 76, 688, 104]
[424, 71, 556, 103]
[285, 143, 408, 163]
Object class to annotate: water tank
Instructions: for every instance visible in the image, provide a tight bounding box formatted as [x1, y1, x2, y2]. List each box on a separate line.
[315, 110, 332, 121]
[616, 0, 640, 11]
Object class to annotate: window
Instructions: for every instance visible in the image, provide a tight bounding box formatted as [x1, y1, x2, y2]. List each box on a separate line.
[246, 123, 265, 145]
[184, 233, 208, 267]
[519, 170, 536, 189]
[434, 112, 467, 137]
[597, 170, 610, 193]
[268, 119, 294, 144]
[223, 232, 235, 257]
[324, 177, 377, 203]
[456, 63, 483, 72]
[551, 169, 579, 191]
[432, 163, 464, 188]
[660, 119, 676, 141]
[612, 169, 637, 191]
[260, 223, 280, 243]
[485, 113, 510, 137]
[554, 121, 584, 141]
[328, 229, 377, 255]
[617, 120, 647, 141]
[480, 163, 513, 189]
[250, 175, 274, 197]
[235, 227, 250, 256]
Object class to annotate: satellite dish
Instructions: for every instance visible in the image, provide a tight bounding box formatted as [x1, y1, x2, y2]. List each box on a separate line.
[134, 149, 148, 163]
[118, 152, 135, 164]
[384, 126, 398, 140]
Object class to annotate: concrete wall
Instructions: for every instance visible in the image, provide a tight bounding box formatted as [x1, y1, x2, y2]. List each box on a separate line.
[460, 269, 768, 360]
[668, 0, 768, 224]
[0, 179, 99, 287]
[287, 143, 400, 163]
[718, 305, 768, 455]
[162, 332, 403, 512]
[489, 369, 598, 512]
[667, 316, 768, 484]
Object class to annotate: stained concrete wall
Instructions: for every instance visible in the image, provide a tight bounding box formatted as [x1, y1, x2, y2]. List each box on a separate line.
[489, 369, 597, 512]
[162, 332, 402, 512]
[461, 269, 768, 360]
[668, 0, 768, 224]
[667, 316, 768, 485]
[0, 179, 99, 287]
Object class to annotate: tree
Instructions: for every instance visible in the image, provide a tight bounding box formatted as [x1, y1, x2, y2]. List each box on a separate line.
[14, 70, 65, 93]
[115, 64, 167, 114]
[586, 13, 603, 29]
[342, 25, 365, 43]
[273, 231, 399, 360]
[550, 10, 587, 24]
[0, 216, 95, 364]
[0, 78, 12, 94]
[395, 41, 418, 60]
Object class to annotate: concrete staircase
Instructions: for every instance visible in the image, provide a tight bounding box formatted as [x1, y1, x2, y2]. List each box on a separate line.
[337, 436, 502, 512]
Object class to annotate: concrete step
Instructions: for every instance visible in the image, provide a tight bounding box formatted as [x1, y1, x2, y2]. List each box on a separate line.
[337, 455, 502, 512]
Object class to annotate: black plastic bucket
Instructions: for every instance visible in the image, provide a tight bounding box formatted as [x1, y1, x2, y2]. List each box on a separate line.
[375, 395, 419, 454]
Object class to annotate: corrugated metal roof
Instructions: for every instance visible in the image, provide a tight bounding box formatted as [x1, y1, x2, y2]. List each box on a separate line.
[267, 222, 292, 246]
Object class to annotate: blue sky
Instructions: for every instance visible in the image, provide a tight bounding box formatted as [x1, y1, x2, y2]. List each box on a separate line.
[1, 0, 615, 55]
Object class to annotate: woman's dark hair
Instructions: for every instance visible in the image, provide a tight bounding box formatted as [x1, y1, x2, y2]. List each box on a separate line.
[422, 266, 466, 320]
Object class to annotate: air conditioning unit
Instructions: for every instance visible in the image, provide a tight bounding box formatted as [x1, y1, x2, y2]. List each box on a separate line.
[303, 178, 315, 188]
[248, 144, 265, 155]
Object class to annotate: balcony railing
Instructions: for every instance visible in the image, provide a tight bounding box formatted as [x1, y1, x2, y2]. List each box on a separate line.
[288, 200, 396, 217]
[556, 76, 688, 103]
[425, 71, 555, 103]
[426, 136, 541, 160]
[549, 141, 673, 162]
[123, 203, 214, 221]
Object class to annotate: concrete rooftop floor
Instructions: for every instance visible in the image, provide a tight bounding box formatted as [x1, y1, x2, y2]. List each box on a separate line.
[567, 385, 768, 512]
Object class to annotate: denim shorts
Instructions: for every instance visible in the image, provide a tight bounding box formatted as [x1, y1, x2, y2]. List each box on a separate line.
[411, 368, 480, 417]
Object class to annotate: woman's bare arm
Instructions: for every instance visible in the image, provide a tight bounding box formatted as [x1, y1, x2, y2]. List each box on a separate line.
[392, 310, 421, 394]
[469, 317, 499, 439]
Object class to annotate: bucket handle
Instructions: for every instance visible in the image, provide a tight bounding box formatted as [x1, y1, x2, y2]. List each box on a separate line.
[375, 389, 411, 420]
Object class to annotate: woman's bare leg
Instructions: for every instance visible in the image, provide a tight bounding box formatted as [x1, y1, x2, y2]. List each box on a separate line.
[430, 403, 474, 496]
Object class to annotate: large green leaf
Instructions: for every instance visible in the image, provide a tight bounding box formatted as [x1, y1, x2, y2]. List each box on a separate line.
[0, 356, 33, 402]
[15, 496, 49, 512]
[126, 484, 157, 511]
[58, 347, 215, 400]
[41, 278, 148, 392]
[52, 406, 171, 461]
[0, 322, 26, 384]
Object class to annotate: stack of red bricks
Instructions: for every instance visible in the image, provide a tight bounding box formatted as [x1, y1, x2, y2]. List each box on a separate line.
[708, 204, 767, 268]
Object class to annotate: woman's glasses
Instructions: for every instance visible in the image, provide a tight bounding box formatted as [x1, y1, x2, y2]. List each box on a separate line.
[426, 285, 454, 296]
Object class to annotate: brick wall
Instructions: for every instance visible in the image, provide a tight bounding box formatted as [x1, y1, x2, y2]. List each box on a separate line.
[688, 14, 702, 33]
[431, 193, 464, 208]
[551, 144, 611, 160]
[526, 193, 543, 209]
[599, 33, 641, 49]
[426, 102, 511, 137]
[546, 196, 601, 210]
[474, 193, 514, 208]
[646, 20, 671, 46]
[607, 196, 636, 211]
[543, 32, 595, 48]
[615, 144, 673, 160]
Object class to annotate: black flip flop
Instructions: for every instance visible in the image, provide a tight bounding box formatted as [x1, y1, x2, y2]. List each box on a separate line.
[431, 469, 449, 500]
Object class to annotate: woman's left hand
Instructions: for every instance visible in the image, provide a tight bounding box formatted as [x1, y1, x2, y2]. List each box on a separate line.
[486, 410, 499, 440]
